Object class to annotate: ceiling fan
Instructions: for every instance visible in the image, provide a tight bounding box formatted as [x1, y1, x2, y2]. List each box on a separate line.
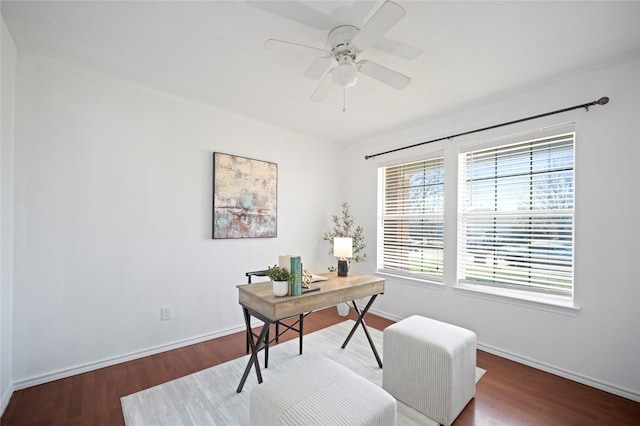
[261, 1, 415, 103]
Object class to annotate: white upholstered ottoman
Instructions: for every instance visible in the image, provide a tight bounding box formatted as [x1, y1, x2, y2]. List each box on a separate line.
[250, 356, 396, 426]
[382, 315, 476, 426]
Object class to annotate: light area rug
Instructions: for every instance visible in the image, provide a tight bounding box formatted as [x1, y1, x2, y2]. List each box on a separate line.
[121, 320, 485, 425]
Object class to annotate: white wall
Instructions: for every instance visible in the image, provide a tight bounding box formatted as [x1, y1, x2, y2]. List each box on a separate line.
[5, 30, 639, 410]
[346, 56, 640, 401]
[1, 17, 17, 414]
[11, 52, 345, 388]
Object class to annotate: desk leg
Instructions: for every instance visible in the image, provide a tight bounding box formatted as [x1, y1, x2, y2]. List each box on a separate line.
[341, 295, 383, 368]
[237, 308, 270, 393]
[299, 313, 304, 355]
[243, 308, 263, 379]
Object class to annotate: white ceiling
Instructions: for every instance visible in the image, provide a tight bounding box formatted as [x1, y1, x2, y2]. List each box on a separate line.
[2, 1, 639, 145]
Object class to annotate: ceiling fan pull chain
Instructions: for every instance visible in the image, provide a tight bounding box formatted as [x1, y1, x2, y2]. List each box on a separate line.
[343, 88, 347, 112]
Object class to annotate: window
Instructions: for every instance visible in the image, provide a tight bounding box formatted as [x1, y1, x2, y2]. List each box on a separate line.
[458, 129, 574, 298]
[378, 155, 444, 281]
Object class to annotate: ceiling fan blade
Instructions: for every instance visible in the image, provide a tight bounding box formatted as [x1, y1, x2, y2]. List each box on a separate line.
[329, 1, 377, 25]
[372, 37, 423, 60]
[351, 1, 406, 52]
[247, 1, 332, 30]
[310, 72, 334, 102]
[265, 39, 328, 57]
[304, 56, 334, 80]
[358, 60, 411, 90]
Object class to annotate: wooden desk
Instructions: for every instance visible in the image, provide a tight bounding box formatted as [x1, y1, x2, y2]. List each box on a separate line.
[236, 273, 385, 392]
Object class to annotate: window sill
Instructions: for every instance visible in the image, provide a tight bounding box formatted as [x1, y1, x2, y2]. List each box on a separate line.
[376, 271, 445, 290]
[454, 281, 581, 316]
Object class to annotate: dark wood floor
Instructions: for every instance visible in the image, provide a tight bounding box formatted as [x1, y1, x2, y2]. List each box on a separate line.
[2, 307, 639, 425]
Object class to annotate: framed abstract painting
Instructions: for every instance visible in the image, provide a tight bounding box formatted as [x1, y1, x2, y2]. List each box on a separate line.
[212, 152, 277, 239]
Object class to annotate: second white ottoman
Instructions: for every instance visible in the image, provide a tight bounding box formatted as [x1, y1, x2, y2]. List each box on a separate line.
[250, 356, 396, 426]
[382, 315, 476, 426]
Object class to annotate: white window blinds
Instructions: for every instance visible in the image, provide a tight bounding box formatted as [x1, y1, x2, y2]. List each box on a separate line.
[458, 130, 574, 296]
[378, 156, 444, 281]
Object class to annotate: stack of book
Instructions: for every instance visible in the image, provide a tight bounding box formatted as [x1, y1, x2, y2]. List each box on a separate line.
[279, 255, 302, 296]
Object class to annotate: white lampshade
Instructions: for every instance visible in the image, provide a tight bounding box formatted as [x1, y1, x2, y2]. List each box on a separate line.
[332, 64, 358, 88]
[333, 237, 353, 258]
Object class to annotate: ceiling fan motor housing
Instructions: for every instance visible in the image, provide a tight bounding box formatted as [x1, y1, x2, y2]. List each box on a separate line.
[328, 25, 359, 87]
[328, 25, 359, 59]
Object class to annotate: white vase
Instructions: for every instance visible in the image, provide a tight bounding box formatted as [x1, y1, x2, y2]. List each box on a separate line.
[337, 302, 350, 316]
[272, 280, 289, 296]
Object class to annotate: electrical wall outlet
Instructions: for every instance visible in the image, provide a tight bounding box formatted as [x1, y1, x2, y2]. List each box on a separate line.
[160, 305, 172, 321]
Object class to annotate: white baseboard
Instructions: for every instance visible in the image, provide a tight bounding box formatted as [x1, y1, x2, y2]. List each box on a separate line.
[1, 382, 14, 417]
[368, 307, 403, 323]
[12, 323, 248, 391]
[478, 343, 640, 403]
[369, 308, 640, 403]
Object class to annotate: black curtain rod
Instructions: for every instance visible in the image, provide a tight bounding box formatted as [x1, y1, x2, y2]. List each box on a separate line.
[364, 96, 610, 160]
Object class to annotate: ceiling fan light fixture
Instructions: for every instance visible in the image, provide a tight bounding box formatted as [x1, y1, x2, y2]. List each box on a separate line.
[332, 63, 358, 88]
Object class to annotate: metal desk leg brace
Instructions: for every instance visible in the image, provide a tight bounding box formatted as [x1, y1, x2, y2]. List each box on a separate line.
[341, 294, 383, 368]
[237, 308, 270, 393]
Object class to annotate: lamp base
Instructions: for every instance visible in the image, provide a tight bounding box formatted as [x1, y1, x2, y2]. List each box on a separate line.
[337, 259, 349, 277]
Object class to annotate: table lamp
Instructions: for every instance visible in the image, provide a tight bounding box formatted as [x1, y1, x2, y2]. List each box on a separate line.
[334, 237, 353, 277]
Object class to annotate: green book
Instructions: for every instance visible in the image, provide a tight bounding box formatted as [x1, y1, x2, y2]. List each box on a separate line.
[289, 256, 302, 296]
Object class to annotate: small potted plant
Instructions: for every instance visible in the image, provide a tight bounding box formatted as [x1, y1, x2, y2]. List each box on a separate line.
[267, 265, 297, 296]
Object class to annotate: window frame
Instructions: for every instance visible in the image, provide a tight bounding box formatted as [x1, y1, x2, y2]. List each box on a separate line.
[456, 125, 575, 303]
[376, 152, 445, 284]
